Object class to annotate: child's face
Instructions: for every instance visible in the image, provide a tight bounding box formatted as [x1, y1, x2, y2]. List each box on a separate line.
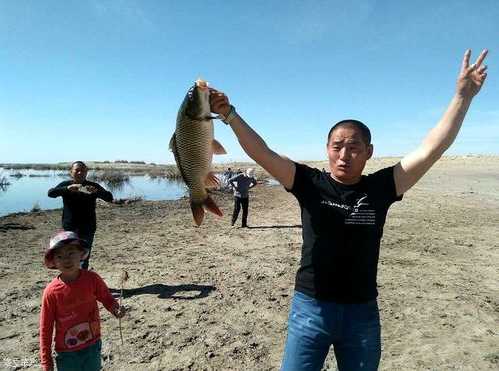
[53, 244, 85, 274]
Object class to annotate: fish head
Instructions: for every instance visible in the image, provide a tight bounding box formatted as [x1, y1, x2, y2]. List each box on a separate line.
[180, 81, 212, 121]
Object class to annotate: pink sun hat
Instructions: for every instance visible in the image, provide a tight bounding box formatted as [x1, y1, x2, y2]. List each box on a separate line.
[44, 231, 89, 269]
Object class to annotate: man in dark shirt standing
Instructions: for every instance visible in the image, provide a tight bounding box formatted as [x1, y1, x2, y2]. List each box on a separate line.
[229, 168, 257, 227]
[48, 161, 113, 270]
[210, 49, 488, 370]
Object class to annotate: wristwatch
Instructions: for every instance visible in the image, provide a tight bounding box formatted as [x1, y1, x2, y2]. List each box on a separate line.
[218, 105, 238, 125]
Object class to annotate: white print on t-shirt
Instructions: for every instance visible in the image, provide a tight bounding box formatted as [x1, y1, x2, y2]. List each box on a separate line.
[321, 200, 351, 211]
[321, 194, 376, 225]
[354, 195, 369, 210]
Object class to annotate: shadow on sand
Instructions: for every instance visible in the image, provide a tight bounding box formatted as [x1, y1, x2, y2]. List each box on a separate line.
[0, 223, 35, 233]
[246, 224, 302, 229]
[110, 283, 216, 300]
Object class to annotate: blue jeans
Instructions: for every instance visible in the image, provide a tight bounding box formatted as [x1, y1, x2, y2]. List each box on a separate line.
[56, 339, 101, 370]
[281, 291, 381, 371]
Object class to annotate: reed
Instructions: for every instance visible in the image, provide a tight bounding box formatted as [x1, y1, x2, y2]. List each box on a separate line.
[119, 270, 129, 345]
[145, 166, 182, 180]
[89, 170, 128, 182]
[0, 176, 10, 186]
[88, 170, 130, 192]
[164, 167, 183, 180]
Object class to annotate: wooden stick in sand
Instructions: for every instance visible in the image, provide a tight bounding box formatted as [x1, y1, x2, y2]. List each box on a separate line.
[119, 270, 129, 345]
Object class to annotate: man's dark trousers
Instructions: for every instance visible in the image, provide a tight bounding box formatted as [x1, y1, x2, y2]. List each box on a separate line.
[231, 196, 249, 227]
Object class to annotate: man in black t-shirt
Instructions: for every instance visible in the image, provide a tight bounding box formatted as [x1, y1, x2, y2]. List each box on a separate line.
[209, 49, 488, 370]
[48, 161, 113, 270]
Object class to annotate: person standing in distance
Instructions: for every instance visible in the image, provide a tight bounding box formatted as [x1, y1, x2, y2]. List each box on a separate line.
[210, 49, 488, 370]
[229, 168, 257, 227]
[48, 161, 113, 270]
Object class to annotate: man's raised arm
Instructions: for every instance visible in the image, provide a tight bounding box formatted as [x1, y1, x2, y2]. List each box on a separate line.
[210, 89, 296, 190]
[394, 49, 489, 196]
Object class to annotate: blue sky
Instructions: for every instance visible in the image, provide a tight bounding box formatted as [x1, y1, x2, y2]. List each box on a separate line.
[1, 0, 497, 164]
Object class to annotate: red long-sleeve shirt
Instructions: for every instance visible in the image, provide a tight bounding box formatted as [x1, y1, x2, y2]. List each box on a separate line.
[39, 270, 118, 370]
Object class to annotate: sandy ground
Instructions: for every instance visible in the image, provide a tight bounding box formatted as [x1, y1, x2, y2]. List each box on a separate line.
[0, 156, 498, 370]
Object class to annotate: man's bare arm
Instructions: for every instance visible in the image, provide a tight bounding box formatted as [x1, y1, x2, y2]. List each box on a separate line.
[210, 91, 295, 189]
[394, 49, 488, 196]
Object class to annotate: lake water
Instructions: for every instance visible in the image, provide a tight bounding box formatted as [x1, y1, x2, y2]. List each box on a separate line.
[0, 168, 188, 217]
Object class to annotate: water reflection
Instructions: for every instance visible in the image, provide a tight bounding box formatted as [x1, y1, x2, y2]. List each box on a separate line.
[28, 174, 51, 178]
[148, 174, 185, 186]
[0, 175, 10, 192]
[0, 183, 10, 192]
[0, 168, 187, 216]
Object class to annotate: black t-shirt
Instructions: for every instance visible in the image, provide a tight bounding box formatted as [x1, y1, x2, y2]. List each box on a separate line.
[287, 163, 402, 303]
[48, 180, 113, 233]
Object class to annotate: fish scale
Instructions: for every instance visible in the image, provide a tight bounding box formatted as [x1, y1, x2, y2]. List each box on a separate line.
[174, 118, 213, 201]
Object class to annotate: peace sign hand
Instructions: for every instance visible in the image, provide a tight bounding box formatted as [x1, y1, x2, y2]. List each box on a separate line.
[457, 49, 488, 99]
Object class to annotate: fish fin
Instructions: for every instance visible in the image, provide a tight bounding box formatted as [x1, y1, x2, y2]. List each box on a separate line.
[204, 196, 223, 217]
[212, 139, 227, 155]
[205, 172, 220, 188]
[169, 134, 176, 151]
[190, 203, 205, 226]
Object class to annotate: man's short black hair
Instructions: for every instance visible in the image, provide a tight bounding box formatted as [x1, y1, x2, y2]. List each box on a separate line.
[70, 161, 87, 169]
[327, 119, 371, 146]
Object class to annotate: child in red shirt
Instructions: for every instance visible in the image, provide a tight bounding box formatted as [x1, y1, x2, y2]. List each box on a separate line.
[39, 231, 125, 371]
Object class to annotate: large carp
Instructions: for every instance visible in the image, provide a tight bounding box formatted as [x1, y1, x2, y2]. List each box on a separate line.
[169, 79, 226, 226]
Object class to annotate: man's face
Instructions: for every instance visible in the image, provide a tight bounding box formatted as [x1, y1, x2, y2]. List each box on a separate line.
[326, 126, 373, 185]
[70, 164, 87, 183]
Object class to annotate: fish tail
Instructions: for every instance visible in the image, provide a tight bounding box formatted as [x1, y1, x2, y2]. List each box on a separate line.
[190, 203, 205, 226]
[204, 196, 223, 218]
[190, 196, 222, 226]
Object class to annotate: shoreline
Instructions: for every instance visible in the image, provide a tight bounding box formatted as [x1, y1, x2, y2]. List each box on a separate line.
[2, 154, 498, 174]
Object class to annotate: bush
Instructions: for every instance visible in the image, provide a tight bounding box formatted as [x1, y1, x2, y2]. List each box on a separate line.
[112, 196, 143, 205]
[146, 166, 182, 180]
[89, 170, 130, 192]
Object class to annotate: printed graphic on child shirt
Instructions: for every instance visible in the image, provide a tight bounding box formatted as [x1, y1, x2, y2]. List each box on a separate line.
[64, 322, 93, 348]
